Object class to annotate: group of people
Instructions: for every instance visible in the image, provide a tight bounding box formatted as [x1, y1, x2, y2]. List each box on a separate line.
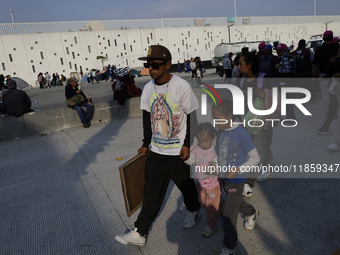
[111, 67, 142, 106]
[220, 51, 241, 84]
[113, 33, 340, 254]
[38, 72, 66, 89]
[177, 57, 205, 81]
[113, 45, 262, 255]
[2, 29, 340, 253]
[177, 59, 193, 73]
[79, 65, 118, 85]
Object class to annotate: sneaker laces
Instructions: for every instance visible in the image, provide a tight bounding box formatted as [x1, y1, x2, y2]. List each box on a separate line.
[123, 228, 138, 238]
[184, 211, 194, 222]
[241, 214, 249, 223]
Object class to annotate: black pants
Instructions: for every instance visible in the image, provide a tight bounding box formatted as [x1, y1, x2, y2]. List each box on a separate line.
[191, 70, 196, 79]
[321, 94, 339, 131]
[222, 181, 255, 250]
[224, 69, 231, 78]
[134, 151, 201, 236]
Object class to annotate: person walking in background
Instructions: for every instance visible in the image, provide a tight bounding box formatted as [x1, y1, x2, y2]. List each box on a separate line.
[190, 58, 196, 81]
[197, 57, 204, 78]
[38, 72, 44, 89]
[65, 77, 94, 128]
[105, 64, 113, 82]
[92, 69, 99, 84]
[183, 59, 188, 73]
[325, 47, 340, 151]
[52, 73, 57, 87]
[222, 53, 232, 83]
[0, 74, 8, 94]
[239, 52, 281, 192]
[45, 72, 51, 88]
[313, 30, 339, 116]
[56, 73, 60, 86]
[257, 42, 266, 61]
[86, 68, 91, 83]
[177, 61, 182, 73]
[79, 70, 84, 84]
[313, 31, 339, 134]
[292, 39, 315, 101]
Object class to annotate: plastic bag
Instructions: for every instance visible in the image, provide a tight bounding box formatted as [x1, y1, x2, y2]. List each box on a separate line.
[244, 97, 266, 134]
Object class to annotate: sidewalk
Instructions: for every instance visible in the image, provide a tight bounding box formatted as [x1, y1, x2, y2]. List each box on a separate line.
[1, 72, 340, 254]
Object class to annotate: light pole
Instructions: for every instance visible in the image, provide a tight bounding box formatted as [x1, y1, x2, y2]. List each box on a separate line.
[9, 9, 14, 24]
[228, 24, 234, 43]
[234, 0, 237, 25]
[314, 0, 316, 17]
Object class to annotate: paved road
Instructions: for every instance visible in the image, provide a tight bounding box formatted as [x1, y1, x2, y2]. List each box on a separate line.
[16, 71, 200, 111]
[1, 69, 340, 254]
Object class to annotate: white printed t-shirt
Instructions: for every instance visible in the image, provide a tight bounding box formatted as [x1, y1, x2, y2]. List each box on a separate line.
[140, 75, 199, 156]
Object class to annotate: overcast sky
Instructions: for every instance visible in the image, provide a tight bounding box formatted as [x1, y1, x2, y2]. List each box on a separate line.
[1, 0, 339, 23]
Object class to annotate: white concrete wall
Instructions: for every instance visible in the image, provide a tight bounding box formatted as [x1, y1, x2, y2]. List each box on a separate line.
[1, 21, 339, 86]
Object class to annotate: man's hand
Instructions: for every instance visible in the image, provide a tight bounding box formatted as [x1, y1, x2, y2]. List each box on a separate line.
[87, 101, 93, 106]
[275, 63, 280, 70]
[180, 146, 190, 160]
[138, 147, 148, 156]
[224, 167, 240, 180]
[76, 89, 82, 94]
[330, 56, 337, 63]
[255, 87, 265, 98]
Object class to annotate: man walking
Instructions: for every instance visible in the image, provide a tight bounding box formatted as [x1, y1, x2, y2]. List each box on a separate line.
[115, 45, 201, 246]
[222, 53, 232, 83]
[105, 64, 113, 82]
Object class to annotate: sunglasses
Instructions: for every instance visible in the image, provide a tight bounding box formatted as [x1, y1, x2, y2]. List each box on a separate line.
[143, 61, 167, 70]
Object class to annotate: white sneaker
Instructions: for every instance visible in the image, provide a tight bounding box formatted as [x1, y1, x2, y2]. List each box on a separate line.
[220, 247, 236, 255]
[115, 228, 146, 246]
[183, 208, 201, 229]
[202, 225, 216, 238]
[242, 183, 252, 198]
[327, 143, 339, 151]
[257, 172, 275, 182]
[244, 209, 259, 230]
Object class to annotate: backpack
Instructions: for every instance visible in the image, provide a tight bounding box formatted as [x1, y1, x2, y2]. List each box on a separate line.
[240, 72, 266, 89]
[285, 52, 305, 77]
[259, 55, 274, 77]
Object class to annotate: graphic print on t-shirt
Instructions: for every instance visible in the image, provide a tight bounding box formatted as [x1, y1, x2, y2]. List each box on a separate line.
[150, 92, 181, 148]
[218, 134, 238, 168]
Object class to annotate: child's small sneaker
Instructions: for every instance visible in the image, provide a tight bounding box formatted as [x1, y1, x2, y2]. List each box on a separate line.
[115, 228, 146, 246]
[244, 209, 259, 230]
[242, 183, 252, 198]
[202, 225, 216, 238]
[183, 208, 201, 228]
[220, 247, 237, 255]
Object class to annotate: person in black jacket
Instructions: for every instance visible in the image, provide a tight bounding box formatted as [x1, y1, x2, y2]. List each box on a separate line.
[0, 74, 8, 90]
[2, 80, 33, 117]
[65, 77, 94, 128]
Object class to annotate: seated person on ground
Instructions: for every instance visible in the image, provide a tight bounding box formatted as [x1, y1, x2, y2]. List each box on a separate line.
[2, 80, 33, 117]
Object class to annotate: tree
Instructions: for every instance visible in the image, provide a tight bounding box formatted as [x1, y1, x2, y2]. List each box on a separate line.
[96, 55, 107, 69]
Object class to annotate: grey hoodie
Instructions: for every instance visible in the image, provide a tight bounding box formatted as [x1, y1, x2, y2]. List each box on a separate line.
[223, 53, 231, 70]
